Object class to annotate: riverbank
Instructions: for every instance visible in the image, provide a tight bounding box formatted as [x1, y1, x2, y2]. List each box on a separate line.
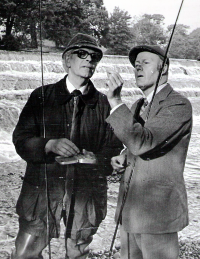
[0, 160, 200, 258]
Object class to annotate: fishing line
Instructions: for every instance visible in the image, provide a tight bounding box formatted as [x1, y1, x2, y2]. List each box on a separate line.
[39, 0, 52, 258]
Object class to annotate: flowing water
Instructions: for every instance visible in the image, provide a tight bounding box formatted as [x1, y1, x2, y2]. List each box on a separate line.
[1, 51, 200, 181]
[0, 51, 200, 255]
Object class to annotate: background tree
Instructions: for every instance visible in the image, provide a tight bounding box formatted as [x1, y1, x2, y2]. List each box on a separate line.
[41, 0, 86, 48]
[81, 0, 109, 44]
[167, 24, 189, 59]
[13, 0, 40, 48]
[41, 0, 109, 48]
[0, 0, 200, 59]
[104, 7, 132, 55]
[0, 0, 37, 49]
[187, 28, 200, 60]
[130, 14, 167, 46]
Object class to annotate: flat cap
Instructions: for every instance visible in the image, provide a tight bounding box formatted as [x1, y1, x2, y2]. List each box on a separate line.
[62, 33, 103, 59]
[129, 45, 169, 67]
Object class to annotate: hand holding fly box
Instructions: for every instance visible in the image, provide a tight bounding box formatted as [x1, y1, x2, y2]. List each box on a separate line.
[55, 152, 97, 165]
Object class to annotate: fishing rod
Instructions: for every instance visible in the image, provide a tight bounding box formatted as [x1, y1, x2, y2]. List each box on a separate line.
[39, 0, 52, 258]
[146, 0, 185, 119]
[109, 0, 185, 257]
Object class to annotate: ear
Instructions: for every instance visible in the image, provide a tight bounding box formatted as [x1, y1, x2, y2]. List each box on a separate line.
[62, 54, 71, 73]
[162, 63, 168, 75]
[66, 55, 71, 68]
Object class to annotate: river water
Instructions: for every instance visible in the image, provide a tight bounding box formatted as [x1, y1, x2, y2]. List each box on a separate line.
[1, 51, 200, 181]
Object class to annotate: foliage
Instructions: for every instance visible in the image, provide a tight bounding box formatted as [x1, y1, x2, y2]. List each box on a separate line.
[166, 24, 200, 60]
[0, 0, 37, 34]
[0, 0, 40, 49]
[41, 0, 86, 47]
[187, 28, 200, 60]
[130, 14, 167, 46]
[39, 0, 109, 48]
[0, 34, 21, 50]
[81, 0, 109, 43]
[104, 7, 132, 55]
[0, 1, 199, 59]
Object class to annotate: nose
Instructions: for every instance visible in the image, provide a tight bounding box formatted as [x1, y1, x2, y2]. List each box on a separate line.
[135, 64, 143, 71]
[86, 54, 92, 61]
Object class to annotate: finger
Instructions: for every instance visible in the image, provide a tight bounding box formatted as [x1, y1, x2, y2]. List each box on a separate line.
[53, 142, 79, 157]
[52, 144, 73, 157]
[107, 72, 123, 86]
[63, 139, 80, 153]
[111, 161, 124, 170]
[62, 146, 79, 157]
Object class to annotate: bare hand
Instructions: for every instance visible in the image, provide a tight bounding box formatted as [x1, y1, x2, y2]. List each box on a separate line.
[111, 153, 127, 173]
[106, 72, 124, 108]
[45, 138, 80, 157]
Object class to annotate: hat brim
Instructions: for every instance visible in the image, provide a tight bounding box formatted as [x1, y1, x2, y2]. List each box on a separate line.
[129, 45, 169, 67]
[62, 44, 103, 59]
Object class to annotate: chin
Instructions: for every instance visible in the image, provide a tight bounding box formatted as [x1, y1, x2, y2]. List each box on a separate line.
[137, 84, 145, 90]
[83, 72, 94, 78]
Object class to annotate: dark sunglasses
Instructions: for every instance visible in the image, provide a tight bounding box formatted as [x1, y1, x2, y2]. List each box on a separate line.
[72, 49, 102, 62]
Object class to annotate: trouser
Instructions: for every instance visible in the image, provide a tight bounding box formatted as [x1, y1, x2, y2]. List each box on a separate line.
[120, 225, 179, 259]
[11, 229, 92, 259]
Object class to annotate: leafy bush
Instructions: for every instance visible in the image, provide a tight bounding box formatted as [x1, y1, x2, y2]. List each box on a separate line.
[0, 35, 21, 51]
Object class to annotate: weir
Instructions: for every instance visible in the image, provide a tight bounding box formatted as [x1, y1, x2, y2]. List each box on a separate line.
[0, 50, 200, 100]
[0, 52, 200, 256]
[0, 50, 200, 162]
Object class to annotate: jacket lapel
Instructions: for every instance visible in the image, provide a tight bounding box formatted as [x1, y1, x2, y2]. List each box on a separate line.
[141, 84, 173, 121]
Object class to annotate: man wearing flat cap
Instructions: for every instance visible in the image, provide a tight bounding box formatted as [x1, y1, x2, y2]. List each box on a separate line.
[106, 45, 192, 258]
[11, 33, 122, 259]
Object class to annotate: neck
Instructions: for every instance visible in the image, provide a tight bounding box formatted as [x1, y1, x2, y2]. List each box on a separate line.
[68, 74, 89, 89]
[143, 86, 154, 97]
[144, 77, 168, 97]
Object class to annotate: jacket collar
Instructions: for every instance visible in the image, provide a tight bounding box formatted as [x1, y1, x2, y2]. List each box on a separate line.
[151, 83, 173, 107]
[55, 75, 99, 108]
[139, 83, 173, 121]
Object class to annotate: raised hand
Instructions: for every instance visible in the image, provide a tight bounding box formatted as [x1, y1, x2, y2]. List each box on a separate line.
[106, 71, 124, 108]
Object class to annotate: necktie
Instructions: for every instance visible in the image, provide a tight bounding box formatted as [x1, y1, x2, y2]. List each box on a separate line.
[70, 90, 82, 145]
[140, 97, 148, 115]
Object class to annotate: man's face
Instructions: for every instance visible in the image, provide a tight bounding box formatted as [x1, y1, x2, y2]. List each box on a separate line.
[67, 48, 101, 79]
[134, 51, 162, 93]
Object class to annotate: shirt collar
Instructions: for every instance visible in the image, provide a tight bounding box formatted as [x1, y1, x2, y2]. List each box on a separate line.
[55, 76, 99, 108]
[66, 76, 88, 95]
[146, 82, 168, 103]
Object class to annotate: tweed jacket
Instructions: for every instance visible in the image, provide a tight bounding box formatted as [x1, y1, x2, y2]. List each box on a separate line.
[106, 84, 192, 234]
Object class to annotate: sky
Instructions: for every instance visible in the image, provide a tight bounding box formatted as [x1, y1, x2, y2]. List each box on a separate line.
[103, 0, 200, 32]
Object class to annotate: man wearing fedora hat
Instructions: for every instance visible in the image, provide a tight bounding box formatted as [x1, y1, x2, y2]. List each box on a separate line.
[11, 33, 122, 259]
[105, 45, 192, 258]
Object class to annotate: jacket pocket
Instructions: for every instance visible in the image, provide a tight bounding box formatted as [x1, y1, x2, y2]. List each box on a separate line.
[16, 180, 41, 221]
[142, 181, 182, 224]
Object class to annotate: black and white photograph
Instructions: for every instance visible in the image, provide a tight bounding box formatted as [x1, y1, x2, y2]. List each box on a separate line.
[0, 0, 200, 258]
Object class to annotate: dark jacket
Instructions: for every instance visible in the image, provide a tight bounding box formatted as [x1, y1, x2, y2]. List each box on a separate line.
[107, 84, 192, 234]
[13, 76, 122, 239]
